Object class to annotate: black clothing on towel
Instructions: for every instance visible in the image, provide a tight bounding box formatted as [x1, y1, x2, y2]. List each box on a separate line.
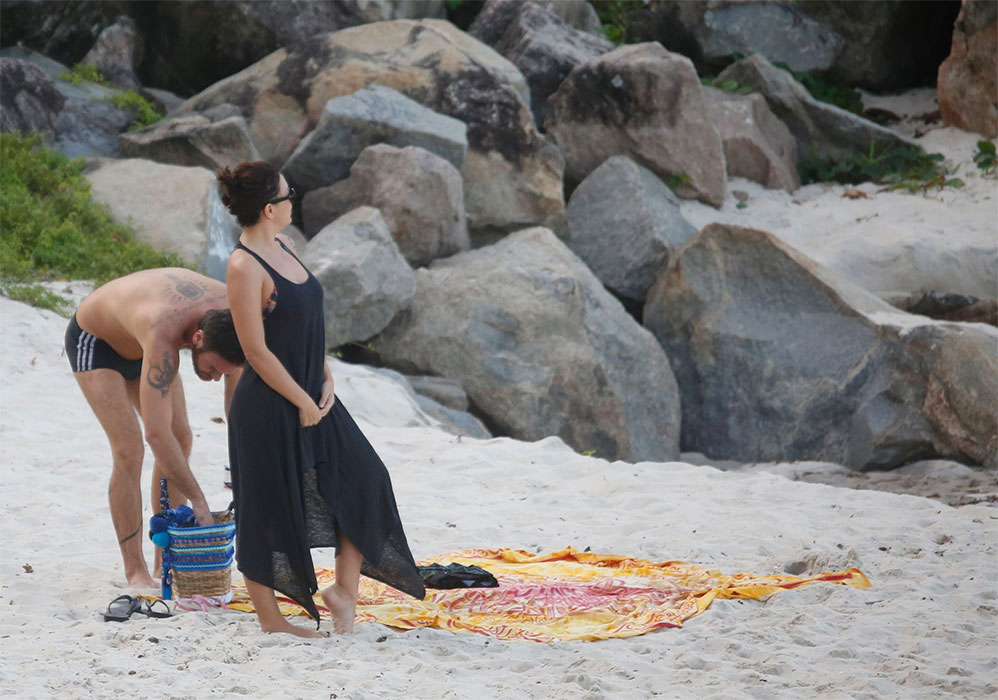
[228, 240, 425, 622]
[418, 563, 499, 589]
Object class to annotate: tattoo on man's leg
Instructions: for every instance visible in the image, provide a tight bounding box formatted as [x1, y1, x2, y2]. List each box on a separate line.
[118, 525, 141, 544]
[147, 351, 176, 398]
[166, 273, 205, 300]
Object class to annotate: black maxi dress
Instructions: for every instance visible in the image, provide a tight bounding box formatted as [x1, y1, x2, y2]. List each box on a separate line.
[228, 240, 425, 622]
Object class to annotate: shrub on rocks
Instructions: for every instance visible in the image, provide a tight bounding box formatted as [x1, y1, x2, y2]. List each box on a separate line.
[716, 54, 918, 173]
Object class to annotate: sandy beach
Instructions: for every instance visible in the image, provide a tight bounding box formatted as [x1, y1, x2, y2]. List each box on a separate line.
[1, 283, 996, 698]
[2, 62, 997, 698]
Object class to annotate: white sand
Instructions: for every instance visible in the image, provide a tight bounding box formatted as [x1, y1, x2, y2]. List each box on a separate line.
[1, 295, 996, 699]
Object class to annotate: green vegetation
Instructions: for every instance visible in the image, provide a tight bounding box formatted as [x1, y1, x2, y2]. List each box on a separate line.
[57, 64, 163, 131]
[1, 282, 75, 315]
[774, 63, 863, 114]
[592, 0, 637, 45]
[0, 133, 184, 314]
[700, 76, 753, 95]
[106, 90, 163, 131]
[58, 63, 107, 86]
[668, 172, 692, 190]
[973, 140, 996, 174]
[798, 141, 963, 192]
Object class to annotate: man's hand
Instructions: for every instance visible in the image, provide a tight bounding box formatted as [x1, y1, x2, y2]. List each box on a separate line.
[193, 502, 215, 527]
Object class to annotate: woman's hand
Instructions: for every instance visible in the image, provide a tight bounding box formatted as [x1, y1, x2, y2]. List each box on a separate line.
[318, 377, 336, 418]
[298, 400, 322, 427]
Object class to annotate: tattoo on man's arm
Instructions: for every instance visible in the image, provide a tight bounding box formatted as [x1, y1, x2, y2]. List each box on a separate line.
[147, 352, 177, 398]
[166, 273, 205, 300]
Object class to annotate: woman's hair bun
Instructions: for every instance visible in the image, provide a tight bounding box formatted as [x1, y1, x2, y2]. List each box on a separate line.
[215, 161, 280, 227]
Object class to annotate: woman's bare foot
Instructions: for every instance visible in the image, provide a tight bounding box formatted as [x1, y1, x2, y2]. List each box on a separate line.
[259, 618, 328, 639]
[320, 583, 357, 634]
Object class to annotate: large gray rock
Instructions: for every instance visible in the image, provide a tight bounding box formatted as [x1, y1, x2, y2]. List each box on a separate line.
[644, 224, 998, 470]
[621, 1, 960, 92]
[283, 85, 467, 194]
[716, 54, 917, 167]
[701, 85, 799, 191]
[694, 2, 844, 74]
[546, 43, 727, 207]
[302, 144, 468, 267]
[1, 47, 134, 158]
[470, 0, 602, 44]
[80, 15, 143, 89]
[118, 110, 259, 170]
[472, 1, 613, 127]
[566, 156, 697, 303]
[0, 58, 65, 140]
[177, 20, 565, 237]
[300, 207, 415, 348]
[373, 227, 682, 462]
[84, 159, 240, 280]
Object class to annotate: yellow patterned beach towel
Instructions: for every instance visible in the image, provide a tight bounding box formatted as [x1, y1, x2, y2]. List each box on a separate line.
[228, 547, 870, 642]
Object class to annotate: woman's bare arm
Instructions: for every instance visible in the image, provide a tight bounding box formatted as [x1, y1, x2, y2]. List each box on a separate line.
[226, 250, 321, 426]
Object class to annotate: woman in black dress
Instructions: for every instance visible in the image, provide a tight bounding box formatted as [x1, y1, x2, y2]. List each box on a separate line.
[218, 162, 424, 637]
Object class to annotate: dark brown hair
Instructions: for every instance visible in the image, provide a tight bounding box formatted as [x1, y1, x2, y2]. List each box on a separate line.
[216, 161, 281, 227]
[191, 309, 245, 380]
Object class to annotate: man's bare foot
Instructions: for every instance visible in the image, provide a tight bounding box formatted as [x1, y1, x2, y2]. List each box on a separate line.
[259, 619, 329, 639]
[320, 584, 356, 634]
[126, 571, 157, 588]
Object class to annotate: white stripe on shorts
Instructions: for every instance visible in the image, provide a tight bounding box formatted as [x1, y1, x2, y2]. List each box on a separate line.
[76, 331, 86, 370]
[86, 332, 96, 370]
[76, 331, 95, 371]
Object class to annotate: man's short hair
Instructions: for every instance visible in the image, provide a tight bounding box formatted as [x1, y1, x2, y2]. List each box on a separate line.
[196, 309, 245, 365]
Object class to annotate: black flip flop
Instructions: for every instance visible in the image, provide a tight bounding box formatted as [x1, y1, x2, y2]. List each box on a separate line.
[138, 598, 173, 619]
[103, 594, 142, 622]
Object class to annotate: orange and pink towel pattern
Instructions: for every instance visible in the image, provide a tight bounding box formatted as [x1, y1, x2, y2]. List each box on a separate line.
[228, 547, 871, 642]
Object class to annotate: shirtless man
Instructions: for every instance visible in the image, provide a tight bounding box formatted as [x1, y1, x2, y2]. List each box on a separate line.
[65, 268, 245, 587]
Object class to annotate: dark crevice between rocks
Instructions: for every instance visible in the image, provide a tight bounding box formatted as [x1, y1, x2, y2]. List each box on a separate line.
[890, 291, 998, 326]
[610, 288, 644, 326]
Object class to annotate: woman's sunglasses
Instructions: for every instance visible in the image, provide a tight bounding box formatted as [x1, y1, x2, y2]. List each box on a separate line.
[267, 186, 296, 205]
